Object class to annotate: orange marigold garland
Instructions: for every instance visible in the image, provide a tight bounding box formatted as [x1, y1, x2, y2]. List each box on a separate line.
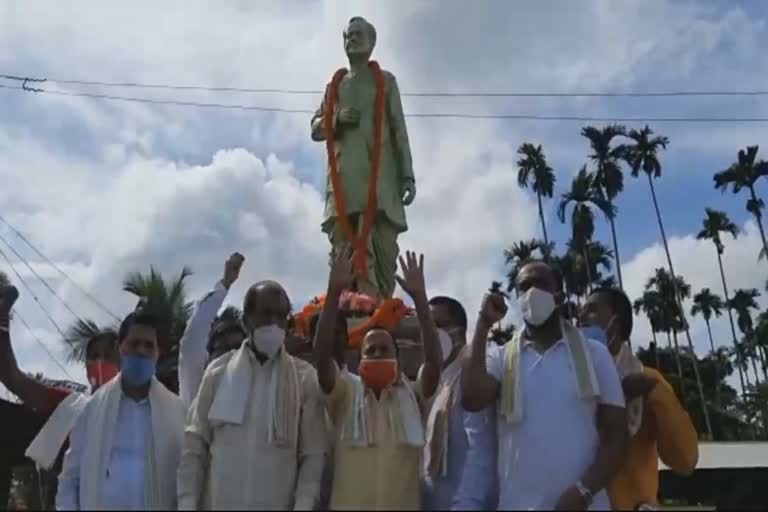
[323, 61, 386, 276]
[293, 293, 411, 349]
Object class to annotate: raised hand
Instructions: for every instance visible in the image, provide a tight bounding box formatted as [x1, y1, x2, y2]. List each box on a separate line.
[479, 292, 508, 326]
[222, 252, 245, 289]
[401, 180, 416, 206]
[328, 246, 355, 294]
[395, 251, 425, 299]
[337, 106, 360, 127]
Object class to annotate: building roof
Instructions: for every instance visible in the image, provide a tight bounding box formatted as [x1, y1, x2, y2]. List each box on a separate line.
[660, 442, 768, 470]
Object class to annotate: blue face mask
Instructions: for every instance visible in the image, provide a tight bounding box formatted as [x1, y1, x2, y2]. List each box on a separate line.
[121, 355, 156, 386]
[580, 325, 608, 346]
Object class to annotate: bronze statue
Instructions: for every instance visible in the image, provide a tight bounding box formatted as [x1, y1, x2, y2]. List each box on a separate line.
[311, 16, 415, 299]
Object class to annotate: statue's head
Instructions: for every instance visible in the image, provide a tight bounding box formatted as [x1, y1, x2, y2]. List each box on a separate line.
[344, 16, 376, 59]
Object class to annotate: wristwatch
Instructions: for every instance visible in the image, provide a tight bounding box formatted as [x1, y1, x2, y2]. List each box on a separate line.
[575, 481, 594, 506]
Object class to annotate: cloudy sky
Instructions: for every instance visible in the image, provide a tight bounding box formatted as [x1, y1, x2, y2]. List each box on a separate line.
[1, 0, 767, 390]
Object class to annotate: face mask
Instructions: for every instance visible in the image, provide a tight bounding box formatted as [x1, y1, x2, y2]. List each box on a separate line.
[250, 324, 286, 359]
[519, 287, 556, 326]
[121, 355, 156, 386]
[86, 360, 119, 389]
[580, 325, 608, 345]
[437, 328, 454, 363]
[359, 358, 399, 392]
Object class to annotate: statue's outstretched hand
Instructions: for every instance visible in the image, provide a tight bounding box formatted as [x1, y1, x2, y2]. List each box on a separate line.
[401, 180, 416, 206]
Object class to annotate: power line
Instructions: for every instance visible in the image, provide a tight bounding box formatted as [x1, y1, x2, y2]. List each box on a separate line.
[12, 309, 75, 381]
[4, 73, 768, 98]
[0, 230, 86, 323]
[0, 215, 119, 321]
[3, 83, 768, 123]
[0, 241, 75, 348]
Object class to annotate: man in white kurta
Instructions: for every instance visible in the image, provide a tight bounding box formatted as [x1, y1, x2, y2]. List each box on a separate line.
[178, 252, 245, 407]
[177, 280, 326, 510]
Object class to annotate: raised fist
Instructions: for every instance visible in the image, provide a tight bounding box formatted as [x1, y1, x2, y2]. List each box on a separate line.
[479, 293, 507, 326]
[223, 253, 245, 288]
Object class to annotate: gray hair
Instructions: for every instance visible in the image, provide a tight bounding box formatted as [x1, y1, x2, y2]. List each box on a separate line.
[346, 16, 377, 50]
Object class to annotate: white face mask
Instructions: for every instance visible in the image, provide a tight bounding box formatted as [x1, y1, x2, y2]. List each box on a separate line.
[518, 287, 556, 327]
[437, 328, 454, 363]
[250, 324, 286, 359]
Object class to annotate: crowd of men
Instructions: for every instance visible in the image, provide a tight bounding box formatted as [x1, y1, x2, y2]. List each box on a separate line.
[0, 250, 699, 510]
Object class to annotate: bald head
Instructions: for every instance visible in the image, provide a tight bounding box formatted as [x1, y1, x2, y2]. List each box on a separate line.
[361, 328, 397, 361]
[515, 260, 562, 296]
[243, 280, 291, 331]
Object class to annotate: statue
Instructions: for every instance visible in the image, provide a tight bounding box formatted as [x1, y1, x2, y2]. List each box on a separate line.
[311, 16, 415, 299]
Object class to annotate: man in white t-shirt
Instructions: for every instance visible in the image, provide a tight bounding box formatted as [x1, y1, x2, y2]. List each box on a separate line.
[462, 260, 627, 510]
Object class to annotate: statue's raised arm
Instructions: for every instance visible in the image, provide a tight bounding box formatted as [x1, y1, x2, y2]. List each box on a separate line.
[310, 17, 415, 299]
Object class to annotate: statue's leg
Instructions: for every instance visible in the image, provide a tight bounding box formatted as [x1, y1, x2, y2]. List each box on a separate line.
[356, 217, 380, 298]
[369, 214, 400, 299]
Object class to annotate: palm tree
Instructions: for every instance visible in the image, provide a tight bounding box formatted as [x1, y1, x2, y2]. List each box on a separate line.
[753, 311, 768, 381]
[635, 289, 684, 393]
[62, 318, 118, 363]
[558, 166, 614, 292]
[504, 239, 551, 292]
[582, 124, 627, 289]
[691, 288, 725, 404]
[123, 266, 194, 344]
[595, 275, 617, 289]
[713, 146, 768, 262]
[649, 268, 714, 437]
[696, 208, 747, 393]
[551, 251, 581, 306]
[516, 143, 556, 249]
[122, 265, 194, 392]
[626, 126, 713, 438]
[728, 289, 760, 337]
[691, 288, 724, 355]
[647, 269, 687, 383]
[728, 288, 764, 383]
[575, 239, 614, 289]
[633, 290, 664, 350]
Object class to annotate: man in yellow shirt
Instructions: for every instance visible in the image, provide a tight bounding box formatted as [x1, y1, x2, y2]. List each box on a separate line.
[313, 249, 442, 510]
[581, 287, 699, 510]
